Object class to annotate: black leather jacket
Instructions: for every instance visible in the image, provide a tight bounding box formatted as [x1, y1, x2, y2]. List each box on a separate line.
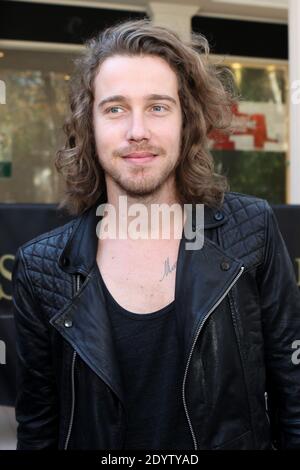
[12, 191, 300, 450]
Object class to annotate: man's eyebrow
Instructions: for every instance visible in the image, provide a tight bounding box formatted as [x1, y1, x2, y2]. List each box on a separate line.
[98, 94, 177, 108]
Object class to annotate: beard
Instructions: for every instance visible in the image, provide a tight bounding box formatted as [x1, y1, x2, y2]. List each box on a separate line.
[100, 156, 178, 199]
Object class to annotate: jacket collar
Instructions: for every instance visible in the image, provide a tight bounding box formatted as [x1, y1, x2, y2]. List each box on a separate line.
[58, 193, 228, 276]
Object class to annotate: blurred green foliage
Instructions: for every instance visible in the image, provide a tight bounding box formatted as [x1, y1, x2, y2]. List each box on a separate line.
[213, 150, 287, 204]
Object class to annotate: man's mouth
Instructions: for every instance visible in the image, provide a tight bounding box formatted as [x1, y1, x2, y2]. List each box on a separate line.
[123, 152, 158, 163]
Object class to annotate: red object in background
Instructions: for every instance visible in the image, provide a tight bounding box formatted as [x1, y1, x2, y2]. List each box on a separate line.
[208, 103, 278, 150]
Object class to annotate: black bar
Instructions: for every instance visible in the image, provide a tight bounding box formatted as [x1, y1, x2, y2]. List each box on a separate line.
[0, 0, 147, 44]
[192, 16, 288, 59]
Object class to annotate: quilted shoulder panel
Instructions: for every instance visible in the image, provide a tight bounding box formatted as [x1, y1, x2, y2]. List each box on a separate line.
[20, 219, 76, 318]
[220, 191, 268, 270]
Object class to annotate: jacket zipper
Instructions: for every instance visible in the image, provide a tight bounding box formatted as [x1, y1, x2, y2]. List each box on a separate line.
[182, 265, 245, 450]
[64, 273, 81, 450]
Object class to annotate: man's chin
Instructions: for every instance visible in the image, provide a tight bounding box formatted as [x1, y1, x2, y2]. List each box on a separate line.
[105, 167, 176, 199]
[119, 184, 160, 199]
[113, 175, 161, 198]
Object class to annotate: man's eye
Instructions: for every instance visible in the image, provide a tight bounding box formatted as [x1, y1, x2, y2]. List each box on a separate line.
[107, 106, 123, 114]
[152, 105, 167, 112]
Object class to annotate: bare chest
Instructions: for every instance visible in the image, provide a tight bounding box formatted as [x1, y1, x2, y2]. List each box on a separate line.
[96, 240, 180, 314]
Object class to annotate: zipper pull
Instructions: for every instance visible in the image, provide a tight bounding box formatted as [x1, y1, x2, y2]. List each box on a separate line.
[264, 391, 268, 412]
[76, 274, 81, 293]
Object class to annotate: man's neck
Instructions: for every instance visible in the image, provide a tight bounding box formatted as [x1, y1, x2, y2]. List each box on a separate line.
[101, 182, 185, 241]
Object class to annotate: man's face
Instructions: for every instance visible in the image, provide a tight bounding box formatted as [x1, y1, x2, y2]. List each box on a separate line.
[92, 54, 182, 199]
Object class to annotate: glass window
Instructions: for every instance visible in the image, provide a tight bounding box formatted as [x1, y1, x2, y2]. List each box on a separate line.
[209, 59, 288, 204]
[0, 46, 80, 203]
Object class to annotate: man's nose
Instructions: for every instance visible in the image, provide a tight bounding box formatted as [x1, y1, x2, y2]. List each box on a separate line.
[126, 110, 151, 141]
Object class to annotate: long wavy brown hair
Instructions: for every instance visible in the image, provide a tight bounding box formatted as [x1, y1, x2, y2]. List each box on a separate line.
[55, 18, 236, 215]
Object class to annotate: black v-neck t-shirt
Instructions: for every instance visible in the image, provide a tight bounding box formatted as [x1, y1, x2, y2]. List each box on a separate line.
[97, 269, 194, 450]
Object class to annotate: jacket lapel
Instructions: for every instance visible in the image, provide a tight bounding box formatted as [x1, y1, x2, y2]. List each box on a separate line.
[174, 230, 244, 368]
[50, 263, 125, 406]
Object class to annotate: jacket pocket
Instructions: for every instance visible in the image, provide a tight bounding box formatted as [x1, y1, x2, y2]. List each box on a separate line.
[213, 430, 253, 450]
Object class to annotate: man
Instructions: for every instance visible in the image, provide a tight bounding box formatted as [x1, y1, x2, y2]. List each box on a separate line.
[12, 19, 300, 450]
